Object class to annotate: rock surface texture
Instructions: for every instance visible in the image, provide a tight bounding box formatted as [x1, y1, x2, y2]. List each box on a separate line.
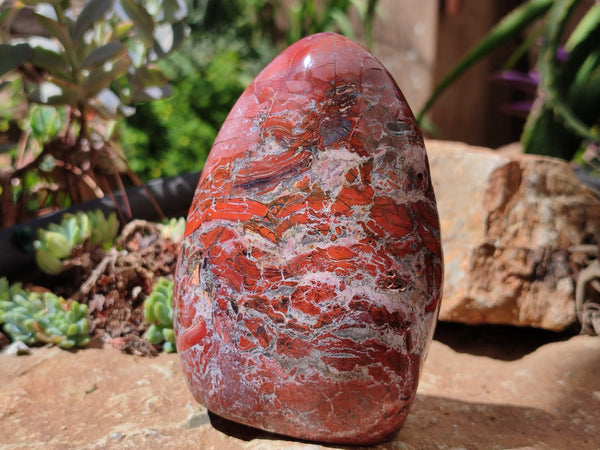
[1, 332, 599, 449]
[174, 32, 443, 444]
[427, 140, 600, 331]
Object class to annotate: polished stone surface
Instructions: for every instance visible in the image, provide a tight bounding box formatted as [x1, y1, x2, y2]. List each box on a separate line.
[174, 32, 443, 445]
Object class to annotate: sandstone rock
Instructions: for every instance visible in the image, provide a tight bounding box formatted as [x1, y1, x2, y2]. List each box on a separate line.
[427, 139, 600, 330]
[1, 333, 599, 449]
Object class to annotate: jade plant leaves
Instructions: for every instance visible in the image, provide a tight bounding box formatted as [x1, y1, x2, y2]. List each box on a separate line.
[72, 0, 114, 43]
[80, 41, 127, 70]
[0, 43, 32, 77]
[120, 0, 155, 47]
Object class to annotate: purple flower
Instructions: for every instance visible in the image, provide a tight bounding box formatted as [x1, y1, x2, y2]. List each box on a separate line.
[490, 70, 539, 94]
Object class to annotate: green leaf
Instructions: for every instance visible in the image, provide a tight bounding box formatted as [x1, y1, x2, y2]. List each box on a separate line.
[565, 2, 600, 52]
[84, 54, 130, 97]
[131, 84, 172, 102]
[558, 17, 600, 91]
[161, 0, 188, 23]
[127, 39, 146, 67]
[0, 7, 12, 24]
[20, 0, 63, 5]
[417, 0, 554, 122]
[170, 21, 188, 52]
[29, 46, 69, 74]
[89, 88, 130, 119]
[162, 327, 174, 343]
[66, 322, 79, 337]
[29, 80, 83, 106]
[131, 65, 168, 87]
[162, 341, 176, 353]
[0, 43, 32, 77]
[63, 216, 80, 244]
[145, 324, 164, 344]
[143, 299, 155, 323]
[30, 106, 63, 140]
[59, 339, 76, 349]
[152, 23, 173, 58]
[33, 13, 72, 49]
[44, 231, 72, 259]
[72, 0, 114, 43]
[34, 248, 64, 275]
[329, 9, 355, 39]
[522, 102, 582, 159]
[80, 41, 127, 70]
[119, 0, 155, 47]
[109, 21, 134, 40]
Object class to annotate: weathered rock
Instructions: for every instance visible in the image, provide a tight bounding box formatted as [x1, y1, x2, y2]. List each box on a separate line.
[175, 32, 443, 445]
[1, 332, 599, 449]
[427, 139, 600, 330]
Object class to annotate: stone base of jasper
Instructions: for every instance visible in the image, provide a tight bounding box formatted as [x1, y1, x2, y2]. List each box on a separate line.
[174, 32, 443, 445]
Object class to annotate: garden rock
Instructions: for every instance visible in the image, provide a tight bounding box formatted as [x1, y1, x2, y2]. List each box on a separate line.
[427, 139, 600, 330]
[1, 332, 599, 448]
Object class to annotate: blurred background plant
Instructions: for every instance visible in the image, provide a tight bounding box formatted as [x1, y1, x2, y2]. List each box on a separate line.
[1, 0, 379, 227]
[33, 209, 119, 275]
[118, 0, 379, 181]
[417, 0, 600, 176]
[0, 0, 188, 227]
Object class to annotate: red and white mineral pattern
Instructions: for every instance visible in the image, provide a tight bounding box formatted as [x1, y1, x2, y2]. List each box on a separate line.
[174, 32, 443, 445]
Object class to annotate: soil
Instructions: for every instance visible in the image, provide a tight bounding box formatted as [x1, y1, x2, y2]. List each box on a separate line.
[3, 219, 179, 356]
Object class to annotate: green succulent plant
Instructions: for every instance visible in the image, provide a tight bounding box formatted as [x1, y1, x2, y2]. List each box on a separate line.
[33, 209, 119, 275]
[160, 216, 185, 244]
[143, 277, 175, 353]
[87, 209, 120, 249]
[0, 277, 90, 349]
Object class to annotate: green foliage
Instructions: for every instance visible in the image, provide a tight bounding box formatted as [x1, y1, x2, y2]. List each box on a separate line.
[143, 277, 175, 352]
[87, 209, 120, 249]
[285, 0, 356, 44]
[161, 216, 186, 243]
[0, 0, 188, 226]
[0, 277, 90, 349]
[119, 1, 278, 180]
[417, 0, 600, 162]
[33, 209, 119, 275]
[417, 0, 553, 124]
[119, 0, 380, 181]
[522, 0, 600, 160]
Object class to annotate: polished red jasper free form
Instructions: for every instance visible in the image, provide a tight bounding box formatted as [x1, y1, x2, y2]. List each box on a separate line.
[174, 32, 443, 445]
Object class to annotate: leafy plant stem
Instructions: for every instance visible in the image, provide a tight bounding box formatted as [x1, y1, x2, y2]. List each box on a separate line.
[363, 0, 378, 51]
[75, 100, 87, 152]
[53, 3, 80, 85]
[502, 25, 544, 71]
[416, 0, 553, 123]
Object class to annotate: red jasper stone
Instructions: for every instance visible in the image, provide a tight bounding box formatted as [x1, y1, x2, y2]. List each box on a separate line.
[174, 32, 443, 445]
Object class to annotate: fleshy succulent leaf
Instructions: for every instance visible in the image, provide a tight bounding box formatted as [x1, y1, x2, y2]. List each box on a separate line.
[143, 278, 175, 351]
[0, 281, 91, 349]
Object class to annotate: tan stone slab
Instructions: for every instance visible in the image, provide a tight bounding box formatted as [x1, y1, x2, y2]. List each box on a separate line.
[1, 334, 598, 448]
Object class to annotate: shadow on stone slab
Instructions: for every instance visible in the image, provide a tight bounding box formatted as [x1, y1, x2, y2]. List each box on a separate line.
[207, 410, 286, 442]
[207, 410, 371, 448]
[433, 321, 576, 361]
[392, 394, 595, 448]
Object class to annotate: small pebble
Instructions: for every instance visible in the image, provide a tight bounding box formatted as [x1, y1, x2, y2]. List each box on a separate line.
[109, 432, 124, 441]
[4, 341, 31, 356]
